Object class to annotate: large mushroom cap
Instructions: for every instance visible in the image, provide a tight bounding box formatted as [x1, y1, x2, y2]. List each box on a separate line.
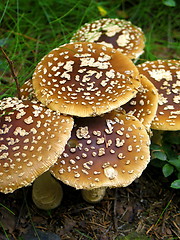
[120, 74, 158, 130]
[0, 97, 74, 194]
[70, 18, 145, 60]
[137, 60, 180, 130]
[32, 42, 141, 117]
[50, 111, 150, 190]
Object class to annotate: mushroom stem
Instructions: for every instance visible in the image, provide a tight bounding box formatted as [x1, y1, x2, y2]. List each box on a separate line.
[32, 171, 63, 210]
[0, 47, 21, 99]
[81, 187, 107, 203]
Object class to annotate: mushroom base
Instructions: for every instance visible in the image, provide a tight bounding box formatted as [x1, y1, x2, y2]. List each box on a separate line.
[81, 187, 106, 203]
[32, 171, 63, 210]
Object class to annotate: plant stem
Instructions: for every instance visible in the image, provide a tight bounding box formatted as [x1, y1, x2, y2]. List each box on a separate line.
[0, 47, 21, 99]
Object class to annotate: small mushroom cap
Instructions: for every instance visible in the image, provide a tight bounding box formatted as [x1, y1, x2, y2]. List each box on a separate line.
[0, 97, 74, 194]
[120, 74, 158, 130]
[137, 60, 180, 130]
[50, 110, 150, 190]
[32, 42, 141, 117]
[70, 18, 145, 59]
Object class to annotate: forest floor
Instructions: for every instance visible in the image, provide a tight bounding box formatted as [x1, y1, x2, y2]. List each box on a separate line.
[0, 166, 179, 240]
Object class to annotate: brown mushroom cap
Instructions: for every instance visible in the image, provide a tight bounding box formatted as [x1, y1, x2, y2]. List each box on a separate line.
[50, 110, 150, 190]
[137, 60, 180, 130]
[0, 97, 74, 194]
[70, 18, 145, 60]
[120, 74, 158, 130]
[32, 42, 141, 117]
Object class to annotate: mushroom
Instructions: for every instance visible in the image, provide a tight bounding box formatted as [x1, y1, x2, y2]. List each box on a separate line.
[0, 97, 74, 194]
[70, 18, 145, 60]
[50, 110, 150, 203]
[137, 60, 180, 131]
[32, 171, 63, 210]
[32, 42, 141, 117]
[120, 74, 159, 130]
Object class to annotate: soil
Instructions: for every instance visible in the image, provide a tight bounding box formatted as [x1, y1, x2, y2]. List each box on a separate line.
[0, 166, 179, 240]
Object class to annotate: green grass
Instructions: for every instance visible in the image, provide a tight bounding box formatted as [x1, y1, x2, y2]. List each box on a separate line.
[0, 0, 179, 98]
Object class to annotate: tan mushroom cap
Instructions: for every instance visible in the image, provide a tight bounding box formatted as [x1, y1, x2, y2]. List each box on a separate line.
[137, 60, 180, 130]
[50, 110, 150, 190]
[0, 97, 74, 194]
[20, 79, 35, 100]
[120, 74, 158, 130]
[32, 42, 141, 117]
[70, 18, 145, 60]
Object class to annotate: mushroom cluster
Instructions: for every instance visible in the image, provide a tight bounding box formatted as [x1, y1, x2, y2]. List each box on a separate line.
[1, 18, 179, 208]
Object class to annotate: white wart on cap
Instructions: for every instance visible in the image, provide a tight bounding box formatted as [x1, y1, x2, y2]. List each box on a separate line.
[137, 60, 180, 130]
[70, 18, 145, 59]
[120, 74, 158, 130]
[0, 97, 74, 194]
[32, 42, 140, 117]
[20, 79, 35, 100]
[50, 110, 150, 190]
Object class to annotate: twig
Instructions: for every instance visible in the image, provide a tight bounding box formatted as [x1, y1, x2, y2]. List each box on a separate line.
[113, 188, 118, 232]
[0, 28, 43, 43]
[67, 205, 94, 214]
[171, 228, 180, 239]
[0, 47, 21, 99]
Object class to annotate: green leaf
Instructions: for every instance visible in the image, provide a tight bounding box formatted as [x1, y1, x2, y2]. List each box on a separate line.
[168, 157, 180, 171]
[170, 179, 180, 189]
[162, 0, 176, 7]
[151, 150, 167, 161]
[162, 164, 174, 177]
[162, 142, 178, 160]
[150, 159, 165, 168]
[150, 143, 162, 151]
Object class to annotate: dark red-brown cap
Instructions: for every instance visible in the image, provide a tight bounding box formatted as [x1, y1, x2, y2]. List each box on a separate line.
[32, 42, 141, 117]
[70, 18, 145, 60]
[50, 110, 150, 190]
[0, 97, 74, 193]
[137, 60, 180, 130]
[120, 74, 158, 130]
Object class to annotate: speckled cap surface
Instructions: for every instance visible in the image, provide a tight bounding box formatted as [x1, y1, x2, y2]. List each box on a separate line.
[120, 74, 158, 130]
[70, 18, 145, 59]
[32, 42, 141, 117]
[137, 60, 180, 130]
[0, 97, 74, 193]
[51, 110, 150, 190]
[20, 79, 35, 100]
